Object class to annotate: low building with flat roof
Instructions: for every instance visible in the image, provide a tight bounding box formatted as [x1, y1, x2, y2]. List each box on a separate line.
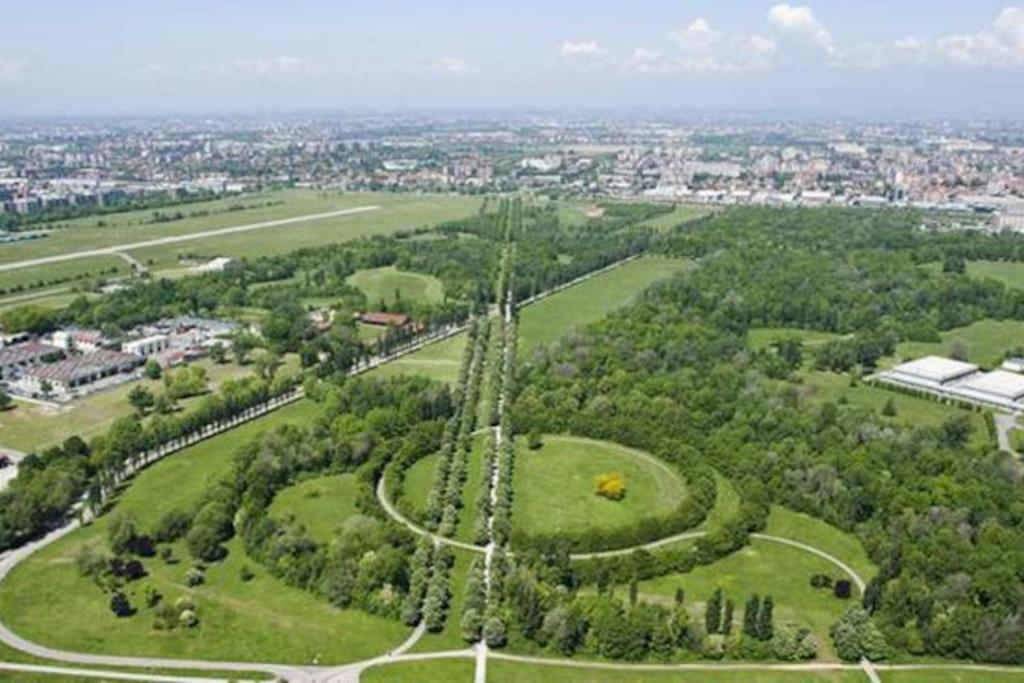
[17, 350, 141, 398]
[0, 341, 63, 379]
[875, 356, 1024, 412]
[880, 355, 978, 388]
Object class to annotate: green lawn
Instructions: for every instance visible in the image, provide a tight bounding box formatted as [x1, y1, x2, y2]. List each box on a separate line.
[700, 471, 742, 531]
[637, 205, 710, 232]
[635, 538, 857, 661]
[399, 453, 439, 523]
[0, 399, 414, 665]
[360, 658, 473, 682]
[347, 266, 444, 307]
[960, 260, 1024, 290]
[796, 370, 992, 449]
[129, 193, 479, 269]
[0, 190, 479, 271]
[0, 255, 128, 292]
[487, 660, 864, 683]
[891, 319, 1024, 369]
[369, 332, 467, 385]
[0, 290, 97, 313]
[511, 435, 688, 543]
[747, 328, 845, 352]
[764, 507, 878, 586]
[519, 257, 691, 353]
[879, 671, 1024, 682]
[268, 474, 362, 544]
[0, 356, 286, 453]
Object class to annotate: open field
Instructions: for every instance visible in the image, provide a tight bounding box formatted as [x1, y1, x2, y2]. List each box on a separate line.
[637, 205, 710, 232]
[268, 474, 362, 545]
[399, 453, 440, 522]
[747, 327, 845, 352]
[368, 331, 467, 385]
[361, 658, 473, 682]
[879, 671, 1024, 682]
[795, 370, 992, 449]
[0, 256, 128, 293]
[923, 259, 1024, 291]
[0, 355, 298, 453]
[511, 435, 688, 542]
[518, 257, 691, 353]
[765, 507, 877, 585]
[0, 290, 96, 313]
[0, 398, 417, 665]
[635, 538, 855, 661]
[0, 191, 479, 271]
[347, 266, 444, 307]
[487, 661, 865, 683]
[129, 194, 479, 269]
[890, 319, 1024, 369]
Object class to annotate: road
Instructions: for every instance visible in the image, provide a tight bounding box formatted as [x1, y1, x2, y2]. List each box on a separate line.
[0, 205, 381, 273]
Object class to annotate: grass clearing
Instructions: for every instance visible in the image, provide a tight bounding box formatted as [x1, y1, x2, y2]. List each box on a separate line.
[747, 327, 845, 352]
[519, 257, 691, 353]
[511, 435, 687, 543]
[634, 538, 857, 661]
[959, 260, 1024, 290]
[360, 658, 473, 682]
[487, 660, 864, 682]
[399, 453, 439, 523]
[764, 506, 878, 586]
[0, 398, 416, 665]
[795, 370, 992, 450]
[0, 255, 128, 292]
[879, 671, 1024, 682]
[347, 266, 444, 307]
[369, 332, 467, 385]
[637, 204, 710, 232]
[891, 319, 1024, 369]
[268, 474, 363, 544]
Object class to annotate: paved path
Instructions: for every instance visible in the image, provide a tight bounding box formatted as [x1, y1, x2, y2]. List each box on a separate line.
[0, 662, 256, 682]
[0, 205, 380, 273]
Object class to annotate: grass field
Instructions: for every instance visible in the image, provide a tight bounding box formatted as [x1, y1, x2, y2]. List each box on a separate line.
[268, 474, 362, 544]
[890, 319, 1024, 369]
[635, 538, 855, 661]
[347, 266, 444, 307]
[399, 453, 440, 522]
[518, 257, 691, 353]
[764, 507, 878, 585]
[487, 661, 865, 683]
[369, 331, 467, 385]
[879, 671, 1024, 682]
[129, 193, 479, 269]
[637, 205, 710, 232]
[511, 435, 687, 543]
[946, 260, 1024, 290]
[0, 191, 479, 271]
[796, 370, 992, 449]
[0, 355, 296, 453]
[747, 327, 845, 352]
[0, 399, 416, 665]
[361, 658, 473, 682]
[0, 289, 96, 313]
[0, 255, 128, 292]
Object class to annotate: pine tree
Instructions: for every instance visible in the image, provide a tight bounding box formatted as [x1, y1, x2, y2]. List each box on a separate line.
[629, 580, 639, 606]
[743, 594, 760, 638]
[723, 598, 734, 636]
[674, 587, 685, 606]
[758, 595, 774, 641]
[705, 587, 723, 634]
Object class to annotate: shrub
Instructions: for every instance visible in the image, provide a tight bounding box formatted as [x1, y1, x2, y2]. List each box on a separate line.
[810, 574, 834, 589]
[153, 509, 192, 543]
[239, 565, 255, 582]
[109, 591, 134, 617]
[834, 579, 852, 599]
[527, 431, 543, 450]
[185, 567, 205, 587]
[595, 472, 627, 501]
[484, 616, 507, 648]
[179, 609, 199, 628]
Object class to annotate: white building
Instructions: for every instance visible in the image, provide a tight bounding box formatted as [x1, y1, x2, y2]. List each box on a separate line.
[875, 355, 1024, 412]
[122, 334, 170, 357]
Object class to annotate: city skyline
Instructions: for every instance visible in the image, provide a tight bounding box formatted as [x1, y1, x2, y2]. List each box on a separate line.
[2, 1, 1024, 115]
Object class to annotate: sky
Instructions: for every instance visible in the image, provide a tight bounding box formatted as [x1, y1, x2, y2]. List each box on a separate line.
[2, 1, 1024, 116]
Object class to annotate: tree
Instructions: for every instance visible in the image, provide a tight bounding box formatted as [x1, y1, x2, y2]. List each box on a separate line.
[144, 358, 162, 380]
[232, 333, 257, 365]
[629, 580, 639, 606]
[0, 390, 12, 412]
[484, 615, 507, 648]
[209, 343, 227, 364]
[110, 591, 134, 617]
[460, 608, 482, 642]
[595, 472, 627, 500]
[674, 587, 685, 606]
[127, 385, 155, 416]
[743, 594, 760, 638]
[881, 397, 897, 417]
[527, 430, 543, 450]
[108, 513, 139, 556]
[255, 351, 282, 381]
[723, 598, 734, 636]
[38, 379, 53, 399]
[705, 587, 723, 634]
[757, 595, 774, 641]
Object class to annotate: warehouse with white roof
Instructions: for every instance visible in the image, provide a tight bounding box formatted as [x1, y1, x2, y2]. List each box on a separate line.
[875, 355, 1024, 412]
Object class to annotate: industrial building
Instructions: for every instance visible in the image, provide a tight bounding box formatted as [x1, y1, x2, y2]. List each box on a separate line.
[15, 350, 142, 399]
[874, 355, 1024, 412]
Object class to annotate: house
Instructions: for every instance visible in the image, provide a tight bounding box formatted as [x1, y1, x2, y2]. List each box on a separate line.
[51, 329, 106, 353]
[122, 334, 171, 357]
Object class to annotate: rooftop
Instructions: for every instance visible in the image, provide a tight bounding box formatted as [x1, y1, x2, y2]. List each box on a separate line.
[956, 370, 1024, 400]
[888, 355, 978, 384]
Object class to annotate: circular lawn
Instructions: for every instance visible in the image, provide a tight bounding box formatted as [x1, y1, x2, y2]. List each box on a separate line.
[511, 435, 687, 546]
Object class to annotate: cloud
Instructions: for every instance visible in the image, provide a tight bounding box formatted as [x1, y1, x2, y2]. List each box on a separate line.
[933, 6, 1024, 67]
[428, 57, 473, 75]
[230, 56, 323, 78]
[631, 47, 662, 63]
[669, 18, 720, 52]
[0, 59, 27, 82]
[560, 40, 602, 58]
[768, 4, 837, 56]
